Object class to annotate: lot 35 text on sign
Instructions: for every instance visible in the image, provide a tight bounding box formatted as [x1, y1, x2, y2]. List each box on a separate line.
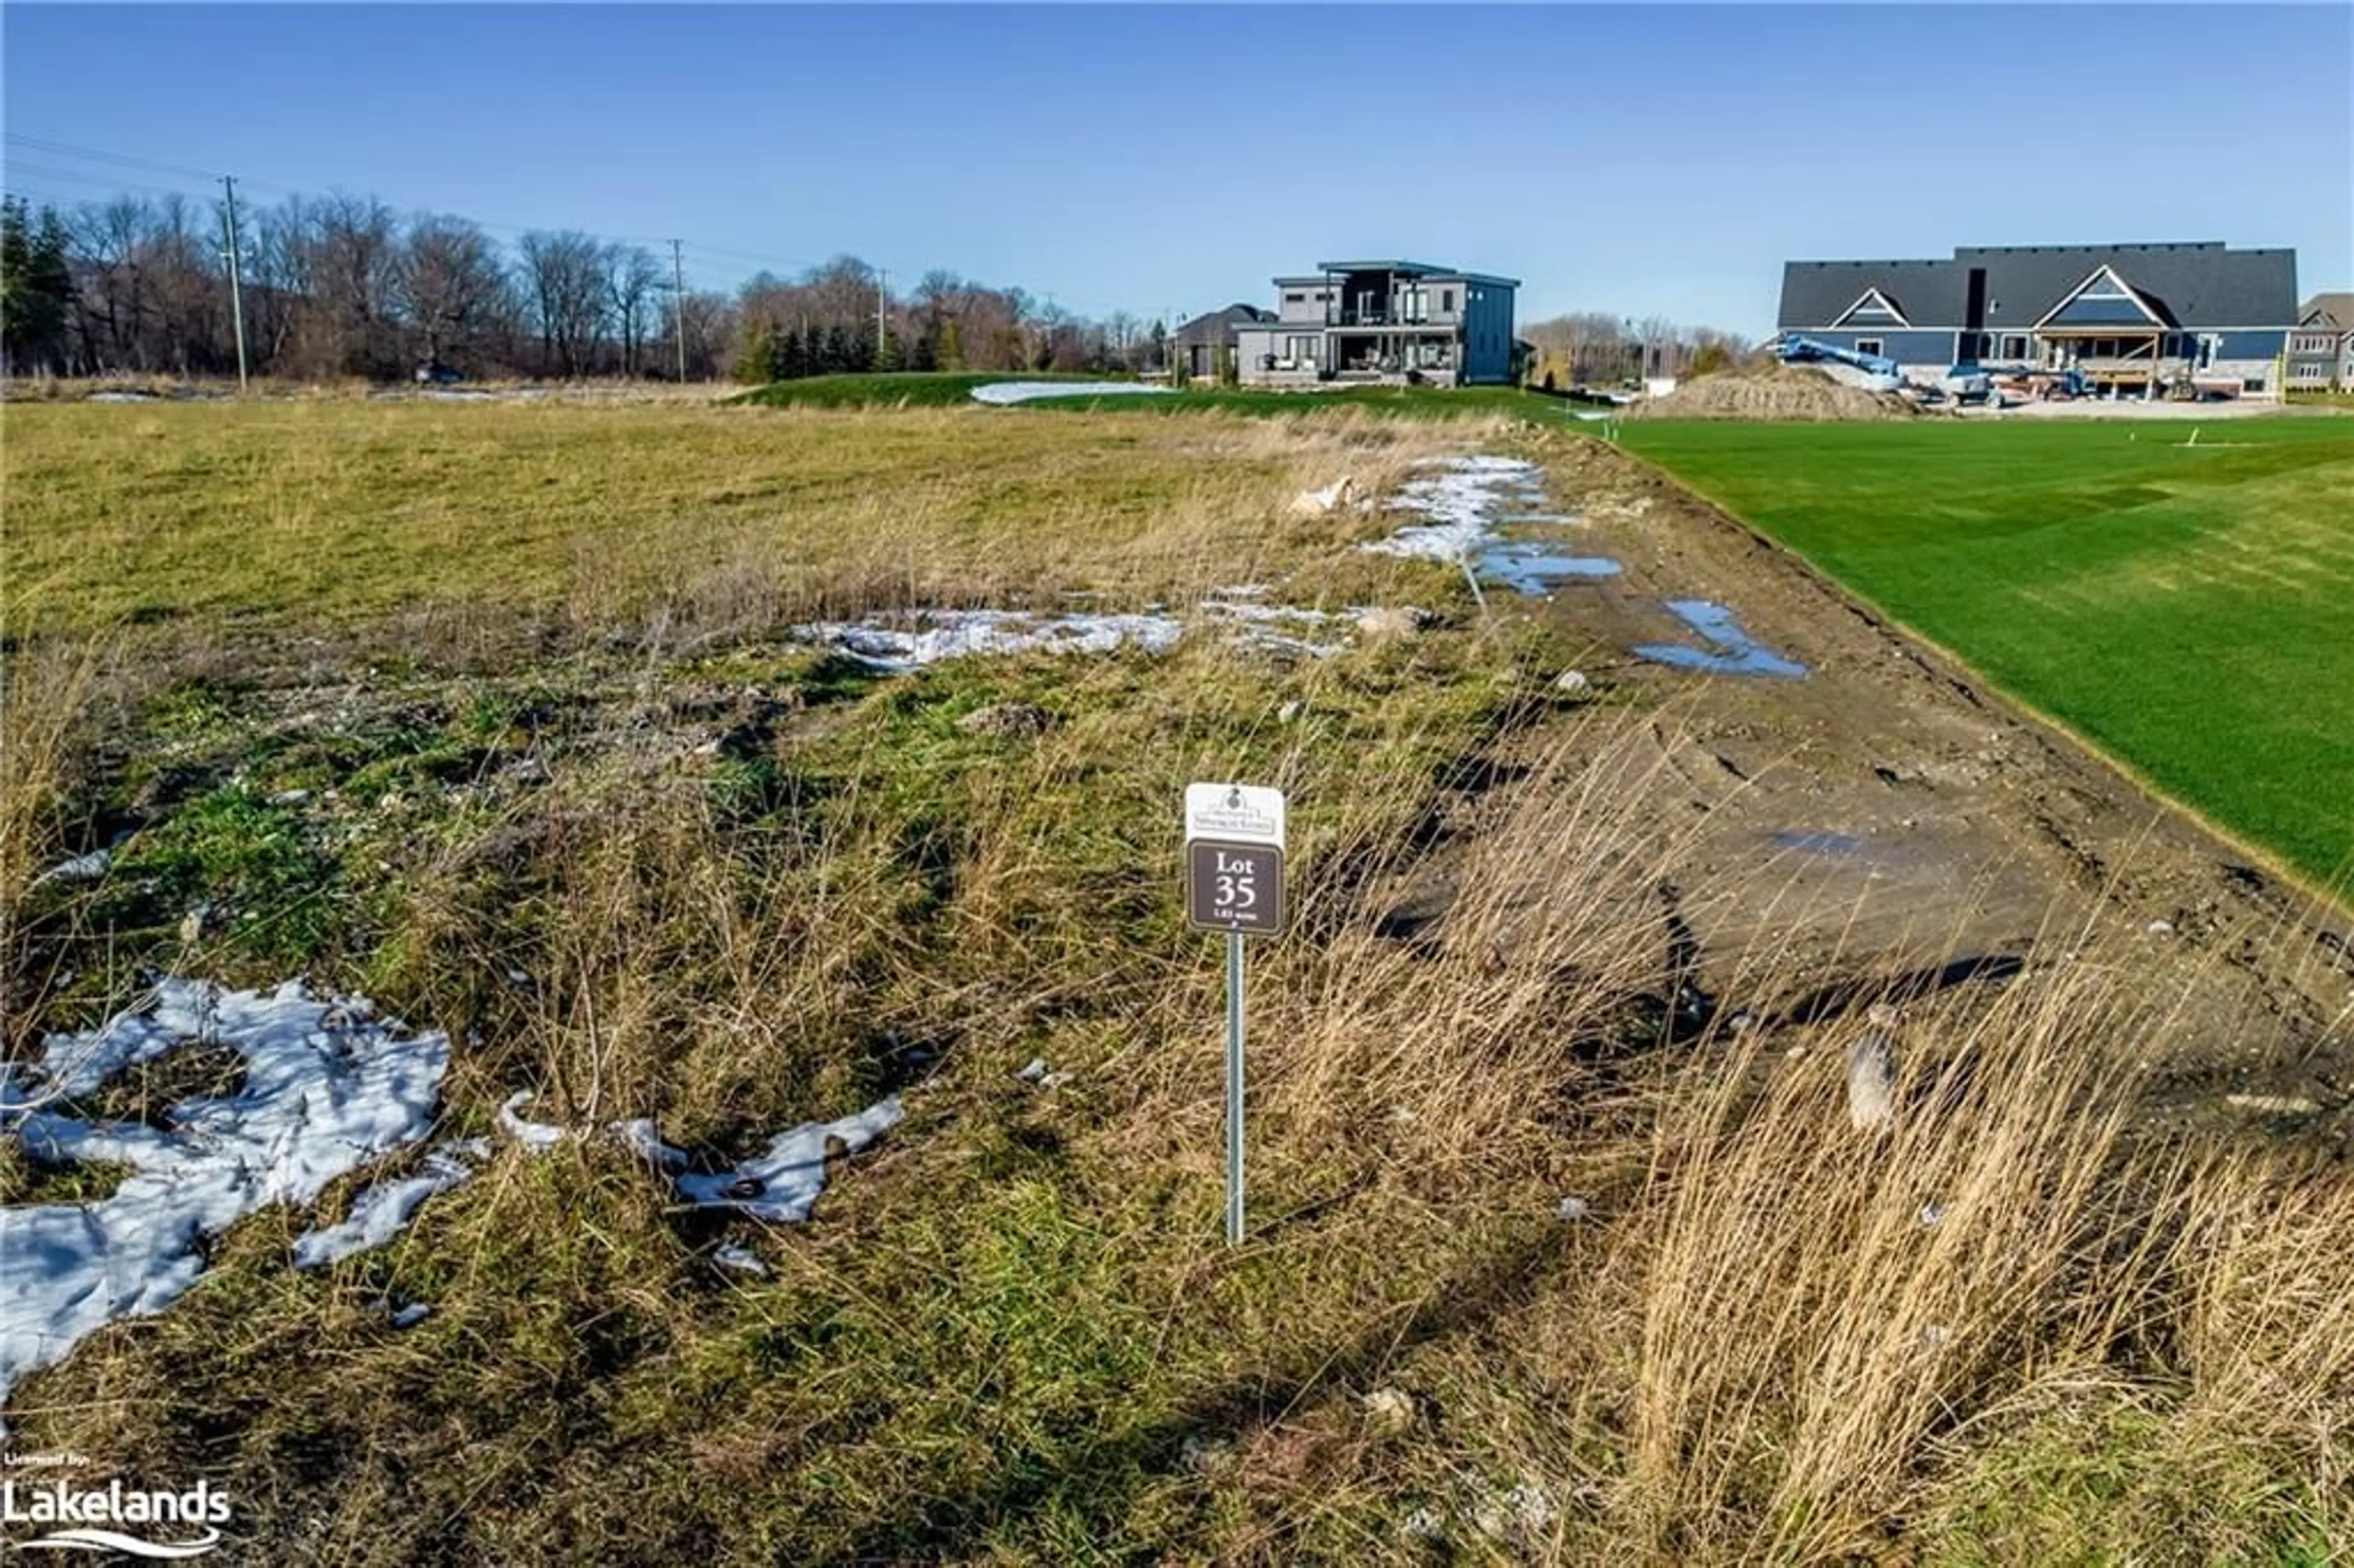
[1186, 840, 1286, 937]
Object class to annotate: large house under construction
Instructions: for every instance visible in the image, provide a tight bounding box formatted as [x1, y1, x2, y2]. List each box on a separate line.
[1777, 242, 2298, 397]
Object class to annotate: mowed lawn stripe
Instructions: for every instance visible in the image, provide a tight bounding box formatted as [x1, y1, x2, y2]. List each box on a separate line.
[1620, 418, 2354, 887]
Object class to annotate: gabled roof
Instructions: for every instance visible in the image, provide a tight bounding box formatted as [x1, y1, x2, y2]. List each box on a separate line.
[1830, 286, 1911, 329]
[1961, 243, 2294, 327]
[1175, 303, 1275, 341]
[2033, 264, 2171, 330]
[1778, 242, 2298, 330]
[2300, 292, 2354, 330]
[1778, 259, 1968, 330]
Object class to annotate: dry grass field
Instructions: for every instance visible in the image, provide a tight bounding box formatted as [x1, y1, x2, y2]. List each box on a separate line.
[3, 398, 2349, 1562]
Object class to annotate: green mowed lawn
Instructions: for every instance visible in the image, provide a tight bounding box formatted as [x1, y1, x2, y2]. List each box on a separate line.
[1619, 417, 2354, 888]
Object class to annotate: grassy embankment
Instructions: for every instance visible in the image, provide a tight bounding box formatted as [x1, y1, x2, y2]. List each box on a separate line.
[2, 399, 2350, 1562]
[1620, 416, 2354, 891]
[733, 370, 1579, 422]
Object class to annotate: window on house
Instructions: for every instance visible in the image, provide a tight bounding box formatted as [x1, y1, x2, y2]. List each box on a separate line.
[1441, 289, 1455, 313]
[2000, 335, 2027, 360]
[1286, 335, 1319, 362]
[1284, 292, 1305, 305]
[1856, 338, 1883, 356]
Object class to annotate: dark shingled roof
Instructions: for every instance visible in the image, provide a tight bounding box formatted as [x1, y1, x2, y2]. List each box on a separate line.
[1779, 243, 2298, 330]
[1173, 303, 1274, 346]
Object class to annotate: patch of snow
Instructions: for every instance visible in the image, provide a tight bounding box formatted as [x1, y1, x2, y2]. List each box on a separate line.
[712, 1244, 769, 1277]
[1015, 1058, 1048, 1082]
[291, 1147, 481, 1268]
[29, 850, 110, 891]
[389, 1303, 432, 1330]
[498, 1090, 568, 1151]
[1555, 1195, 1591, 1222]
[970, 381, 1174, 406]
[794, 610, 1186, 672]
[1365, 456, 1542, 565]
[676, 1096, 904, 1223]
[0, 979, 449, 1433]
[609, 1118, 688, 1170]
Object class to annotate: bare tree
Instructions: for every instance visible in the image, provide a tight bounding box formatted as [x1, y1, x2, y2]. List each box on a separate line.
[395, 215, 507, 371]
[602, 243, 665, 376]
[517, 230, 608, 376]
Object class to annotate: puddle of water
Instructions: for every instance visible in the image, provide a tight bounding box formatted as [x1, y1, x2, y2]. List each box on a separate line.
[1770, 829, 1866, 856]
[1634, 598, 1808, 679]
[1477, 549, 1622, 595]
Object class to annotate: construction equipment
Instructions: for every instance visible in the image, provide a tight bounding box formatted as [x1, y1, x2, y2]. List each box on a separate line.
[1777, 334, 1902, 392]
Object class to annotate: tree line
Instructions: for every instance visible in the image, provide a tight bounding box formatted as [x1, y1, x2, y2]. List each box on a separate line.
[3, 186, 1758, 387]
[1521, 311, 1759, 387]
[0, 190, 1174, 383]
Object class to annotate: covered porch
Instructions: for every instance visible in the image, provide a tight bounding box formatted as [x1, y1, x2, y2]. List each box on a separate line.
[2036, 327, 2182, 395]
[1328, 329, 1460, 384]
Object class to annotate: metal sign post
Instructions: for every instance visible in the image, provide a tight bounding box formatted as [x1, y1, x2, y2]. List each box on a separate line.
[1184, 783, 1286, 1246]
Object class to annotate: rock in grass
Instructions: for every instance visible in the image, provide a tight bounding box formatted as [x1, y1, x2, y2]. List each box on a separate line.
[1553, 669, 1590, 693]
[1359, 1387, 1418, 1436]
[1355, 606, 1429, 639]
[1847, 1013, 1898, 1132]
[956, 702, 1054, 737]
[1289, 477, 1355, 515]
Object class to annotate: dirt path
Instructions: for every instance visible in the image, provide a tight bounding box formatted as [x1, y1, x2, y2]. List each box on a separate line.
[1416, 434, 2353, 1139]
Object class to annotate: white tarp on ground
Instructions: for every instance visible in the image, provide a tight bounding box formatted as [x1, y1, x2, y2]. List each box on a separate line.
[0, 980, 451, 1431]
[969, 381, 1175, 405]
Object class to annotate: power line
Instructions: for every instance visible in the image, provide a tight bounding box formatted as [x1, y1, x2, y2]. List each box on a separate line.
[2, 129, 1163, 322]
[3, 132, 227, 184]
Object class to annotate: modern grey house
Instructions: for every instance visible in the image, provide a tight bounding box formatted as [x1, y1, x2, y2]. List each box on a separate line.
[2288, 294, 2353, 391]
[1230, 260, 1520, 387]
[1777, 242, 2298, 396]
[1171, 303, 1274, 381]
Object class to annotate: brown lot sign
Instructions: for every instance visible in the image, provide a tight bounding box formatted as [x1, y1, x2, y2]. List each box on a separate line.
[1186, 840, 1286, 937]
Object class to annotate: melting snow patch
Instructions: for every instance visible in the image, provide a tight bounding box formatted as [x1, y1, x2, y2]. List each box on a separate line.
[389, 1302, 432, 1330]
[1365, 457, 1614, 596]
[676, 1097, 904, 1223]
[970, 381, 1173, 405]
[0, 979, 449, 1432]
[291, 1145, 485, 1268]
[29, 850, 110, 891]
[794, 609, 1186, 671]
[1635, 599, 1808, 680]
[713, 1244, 769, 1277]
[498, 1090, 569, 1151]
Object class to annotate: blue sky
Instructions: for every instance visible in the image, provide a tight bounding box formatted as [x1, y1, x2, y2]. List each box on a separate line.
[4, 5, 2347, 333]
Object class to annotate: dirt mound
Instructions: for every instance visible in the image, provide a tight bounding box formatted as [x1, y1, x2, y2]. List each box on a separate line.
[1629, 365, 1916, 422]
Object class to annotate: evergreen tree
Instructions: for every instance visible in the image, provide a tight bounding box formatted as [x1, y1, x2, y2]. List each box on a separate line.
[910, 329, 939, 372]
[937, 318, 964, 372]
[0, 197, 74, 376]
[773, 321, 805, 381]
[822, 323, 854, 375]
[872, 325, 901, 372]
[732, 319, 778, 384]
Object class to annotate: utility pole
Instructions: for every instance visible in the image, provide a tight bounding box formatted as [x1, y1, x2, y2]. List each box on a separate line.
[876, 268, 888, 367]
[670, 239, 688, 383]
[219, 175, 250, 392]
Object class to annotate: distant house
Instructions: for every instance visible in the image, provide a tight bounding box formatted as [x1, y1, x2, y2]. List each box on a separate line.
[2288, 293, 2353, 391]
[1777, 242, 2298, 397]
[1171, 304, 1274, 381]
[1228, 261, 1520, 387]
